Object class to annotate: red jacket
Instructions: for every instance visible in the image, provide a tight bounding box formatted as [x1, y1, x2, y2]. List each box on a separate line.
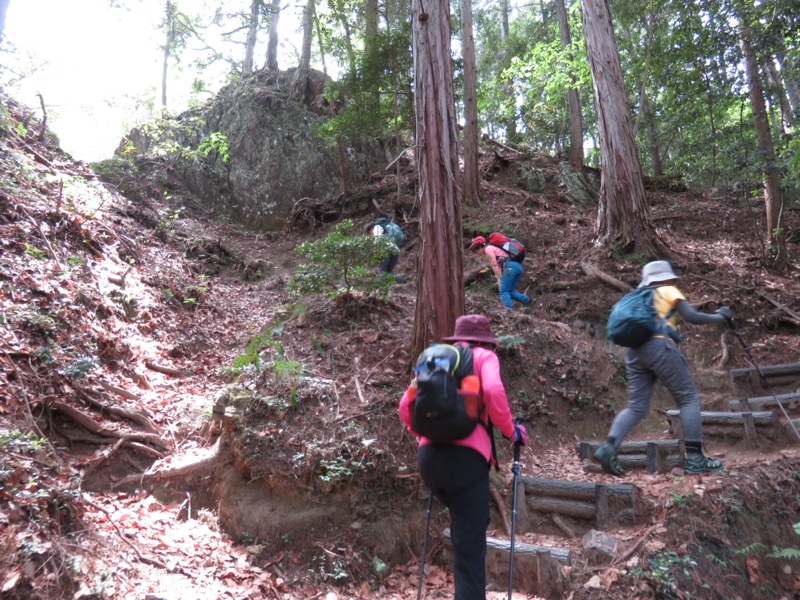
[398, 345, 516, 465]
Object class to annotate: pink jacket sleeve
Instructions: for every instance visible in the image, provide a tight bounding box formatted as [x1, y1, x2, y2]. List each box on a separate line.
[473, 347, 515, 439]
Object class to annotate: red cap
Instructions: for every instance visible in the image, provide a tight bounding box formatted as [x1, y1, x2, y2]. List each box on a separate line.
[469, 236, 487, 250]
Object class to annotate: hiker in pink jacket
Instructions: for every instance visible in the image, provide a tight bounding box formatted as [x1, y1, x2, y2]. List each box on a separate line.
[399, 314, 526, 600]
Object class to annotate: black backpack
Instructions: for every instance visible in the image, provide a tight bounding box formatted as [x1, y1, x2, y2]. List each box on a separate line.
[410, 343, 478, 443]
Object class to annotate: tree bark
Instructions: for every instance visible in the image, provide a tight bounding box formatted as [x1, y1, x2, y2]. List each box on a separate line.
[555, 0, 584, 170]
[299, 0, 314, 71]
[243, 0, 260, 75]
[580, 0, 662, 257]
[460, 0, 481, 207]
[265, 0, 281, 71]
[411, 0, 465, 359]
[740, 22, 787, 268]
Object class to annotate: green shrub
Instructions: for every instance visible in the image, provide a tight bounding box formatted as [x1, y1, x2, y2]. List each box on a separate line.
[287, 219, 394, 300]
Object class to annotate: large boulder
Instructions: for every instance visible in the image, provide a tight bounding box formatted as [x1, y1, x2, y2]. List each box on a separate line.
[118, 68, 377, 231]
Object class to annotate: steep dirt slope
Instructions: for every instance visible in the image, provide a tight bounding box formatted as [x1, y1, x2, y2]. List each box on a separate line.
[1, 92, 800, 599]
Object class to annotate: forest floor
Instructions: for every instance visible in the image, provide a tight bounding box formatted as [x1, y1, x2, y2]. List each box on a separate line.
[1, 91, 800, 600]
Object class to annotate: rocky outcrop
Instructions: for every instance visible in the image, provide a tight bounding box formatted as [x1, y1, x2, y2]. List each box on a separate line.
[119, 68, 379, 231]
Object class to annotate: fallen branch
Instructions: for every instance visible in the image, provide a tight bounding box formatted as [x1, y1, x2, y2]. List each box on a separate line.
[717, 331, 730, 370]
[111, 438, 221, 490]
[612, 526, 657, 565]
[99, 380, 141, 402]
[580, 261, 631, 293]
[144, 361, 194, 377]
[758, 292, 800, 326]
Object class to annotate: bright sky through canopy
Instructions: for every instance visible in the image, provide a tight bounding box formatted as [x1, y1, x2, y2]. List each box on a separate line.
[4, 0, 163, 162]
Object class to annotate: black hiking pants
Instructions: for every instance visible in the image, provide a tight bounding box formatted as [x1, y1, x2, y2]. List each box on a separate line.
[418, 444, 490, 600]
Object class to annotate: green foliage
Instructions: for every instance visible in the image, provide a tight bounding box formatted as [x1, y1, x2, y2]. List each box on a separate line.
[287, 219, 394, 301]
[59, 355, 98, 380]
[767, 523, 800, 559]
[0, 432, 46, 454]
[631, 549, 698, 599]
[319, 456, 361, 484]
[24, 243, 46, 260]
[197, 131, 230, 164]
[230, 327, 282, 373]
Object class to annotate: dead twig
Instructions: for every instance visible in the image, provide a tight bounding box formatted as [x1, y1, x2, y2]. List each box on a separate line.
[81, 493, 166, 569]
[490, 487, 510, 536]
[717, 331, 730, 370]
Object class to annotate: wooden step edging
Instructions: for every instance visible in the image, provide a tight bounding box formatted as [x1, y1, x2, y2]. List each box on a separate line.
[442, 528, 570, 597]
[730, 363, 800, 391]
[442, 528, 571, 563]
[729, 392, 800, 412]
[576, 440, 683, 474]
[666, 410, 775, 449]
[519, 476, 642, 529]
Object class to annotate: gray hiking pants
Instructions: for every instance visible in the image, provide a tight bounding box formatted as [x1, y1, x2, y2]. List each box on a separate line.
[608, 336, 702, 447]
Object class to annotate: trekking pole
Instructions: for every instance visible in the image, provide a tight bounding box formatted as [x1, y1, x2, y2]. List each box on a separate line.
[508, 419, 523, 600]
[727, 320, 800, 442]
[416, 494, 434, 600]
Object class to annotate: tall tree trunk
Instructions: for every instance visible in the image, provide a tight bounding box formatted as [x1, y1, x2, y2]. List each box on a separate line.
[161, 0, 176, 112]
[265, 0, 281, 71]
[460, 0, 480, 207]
[410, 0, 465, 359]
[776, 49, 799, 116]
[313, 1, 328, 76]
[766, 58, 793, 132]
[640, 90, 663, 177]
[243, 0, 260, 75]
[580, 0, 661, 256]
[331, 0, 356, 72]
[740, 23, 787, 268]
[299, 0, 314, 71]
[499, 0, 517, 142]
[555, 0, 583, 169]
[365, 0, 378, 55]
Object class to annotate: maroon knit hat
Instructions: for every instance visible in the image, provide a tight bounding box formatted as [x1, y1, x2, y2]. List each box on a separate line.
[442, 314, 498, 348]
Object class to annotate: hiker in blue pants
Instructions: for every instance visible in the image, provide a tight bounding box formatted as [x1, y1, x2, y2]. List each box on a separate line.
[593, 260, 734, 476]
[469, 236, 531, 310]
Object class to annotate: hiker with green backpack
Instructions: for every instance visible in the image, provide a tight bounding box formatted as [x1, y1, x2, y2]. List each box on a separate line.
[371, 217, 407, 282]
[469, 234, 531, 310]
[594, 260, 734, 476]
[398, 314, 526, 599]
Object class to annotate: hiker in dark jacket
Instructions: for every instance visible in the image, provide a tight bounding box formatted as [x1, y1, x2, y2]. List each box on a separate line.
[593, 260, 734, 476]
[371, 217, 406, 282]
[399, 314, 526, 600]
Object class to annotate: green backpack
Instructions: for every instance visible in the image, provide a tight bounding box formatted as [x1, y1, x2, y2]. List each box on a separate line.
[375, 218, 406, 247]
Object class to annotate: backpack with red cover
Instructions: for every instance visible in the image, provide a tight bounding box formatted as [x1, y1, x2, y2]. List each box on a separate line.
[487, 233, 526, 262]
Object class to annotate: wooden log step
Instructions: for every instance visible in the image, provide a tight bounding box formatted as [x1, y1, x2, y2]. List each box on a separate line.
[576, 439, 681, 457]
[730, 363, 800, 380]
[729, 392, 800, 412]
[666, 410, 775, 425]
[442, 528, 571, 564]
[519, 476, 637, 501]
[582, 454, 683, 473]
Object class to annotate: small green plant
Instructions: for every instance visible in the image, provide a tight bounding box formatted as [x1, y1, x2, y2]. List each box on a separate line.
[287, 219, 394, 301]
[197, 131, 230, 164]
[0, 432, 46, 453]
[632, 549, 698, 599]
[735, 541, 767, 556]
[59, 355, 98, 380]
[767, 523, 800, 559]
[319, 456, 361, 484]
[24, 243, 46, 260]
[269, 358, 303, 382]
[666, 491, 695, 506]
[67, 255, 84, 267]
